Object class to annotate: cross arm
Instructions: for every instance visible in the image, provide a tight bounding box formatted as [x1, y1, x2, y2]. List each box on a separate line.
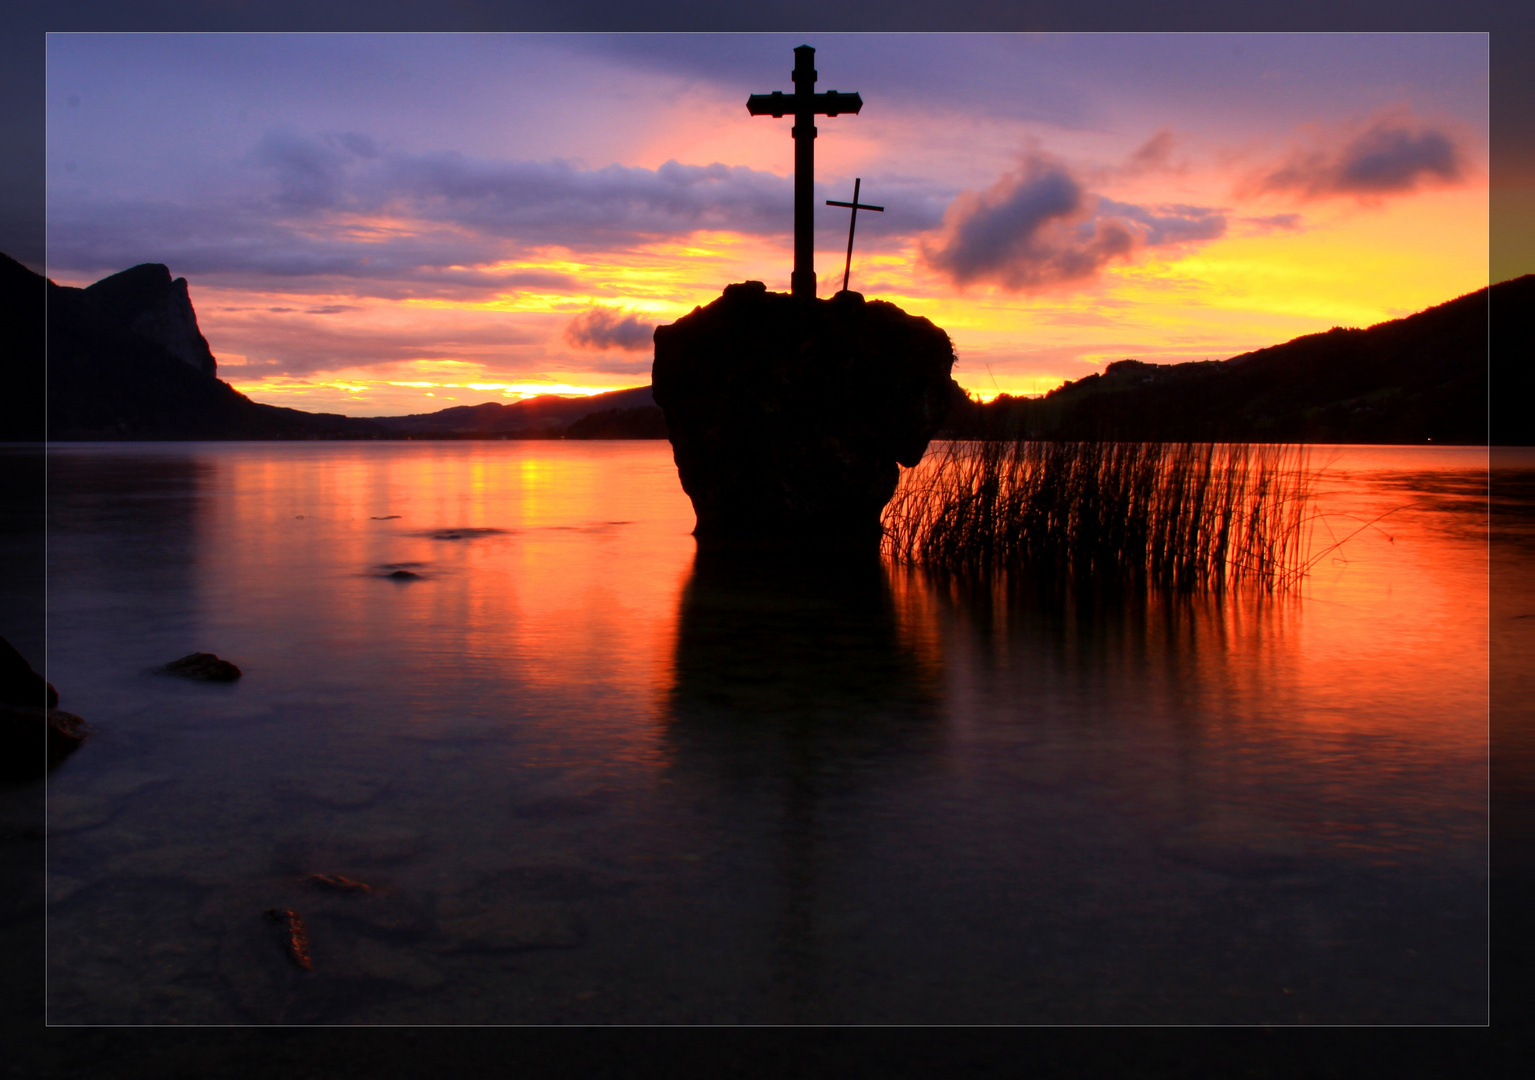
[746, 91, 863, 118]
[746, 92, 795, 117]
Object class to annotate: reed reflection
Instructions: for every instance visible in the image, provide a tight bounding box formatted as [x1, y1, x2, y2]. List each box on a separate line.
[913, 563, 1292, 691]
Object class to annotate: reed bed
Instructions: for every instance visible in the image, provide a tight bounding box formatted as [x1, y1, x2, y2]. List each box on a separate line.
[881, 440, 1317, 592]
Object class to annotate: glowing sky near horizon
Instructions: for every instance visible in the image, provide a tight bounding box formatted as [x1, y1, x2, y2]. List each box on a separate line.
[44, 33, 1489, 415]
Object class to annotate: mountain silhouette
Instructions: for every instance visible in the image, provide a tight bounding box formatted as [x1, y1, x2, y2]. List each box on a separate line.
[81, 263, 218, 377]
[366, 386, 660, 438]
[39, 259, 386, 440]
[948, 278, 1524, 445]
[7, 254, 1522, 444]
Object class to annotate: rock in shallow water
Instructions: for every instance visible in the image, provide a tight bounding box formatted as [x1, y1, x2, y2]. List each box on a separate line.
[652, 282, 958, 548]
[0, 636, 54, 709]
[159, 652, 242, 682]
[306, 873, 373, 893]
[264, 907, 314, 970]
[0, 636, 89, 780]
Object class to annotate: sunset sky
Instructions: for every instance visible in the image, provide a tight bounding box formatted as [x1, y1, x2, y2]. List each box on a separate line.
[44, 33, 1489, 416]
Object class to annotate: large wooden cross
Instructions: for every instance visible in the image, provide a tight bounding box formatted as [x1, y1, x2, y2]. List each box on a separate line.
[747, 45, 862, 300]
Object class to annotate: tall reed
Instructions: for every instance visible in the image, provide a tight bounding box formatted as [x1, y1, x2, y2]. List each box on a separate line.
[881, 441, 1316, 592]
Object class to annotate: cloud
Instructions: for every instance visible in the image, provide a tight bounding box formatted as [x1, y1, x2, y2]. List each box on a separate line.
[206, 309, 544, 377]
[45, 195, 584, 298]
[1123, 130, 1178, 175]
[564, 308, 655, 352]
[251, 129, 351, 210]
[48, 128, 819, 295]
[920, 155, 1226, 291]
[1253, 113, 1467, 199]
[377, 153, 795, 244]
[1242, 213, 1305, 233]
[580, 354, 656, 376]
[1093, 199, 1226, 246]
[240, 130, 800, 247]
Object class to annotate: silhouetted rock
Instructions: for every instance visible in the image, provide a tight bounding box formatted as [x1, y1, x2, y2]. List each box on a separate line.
[83, 263, 218, 377]
[0, 705, 93, 782]
[159, 652, 242, 681]
[0, 635, 52, 709]
[44, 710, 92, 770]
[0, 253, 45, 440]
[653, 283, 957, 546]
[0, 636, 90, 781]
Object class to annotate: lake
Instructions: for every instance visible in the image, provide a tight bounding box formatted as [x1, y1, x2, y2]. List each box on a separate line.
[13, 440, 1508, 1023]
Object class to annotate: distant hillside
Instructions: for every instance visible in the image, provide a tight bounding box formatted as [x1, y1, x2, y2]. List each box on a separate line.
[948, 278, 1523, 445]
[368, 386, 661, 438]
[565, 405, 670, 439]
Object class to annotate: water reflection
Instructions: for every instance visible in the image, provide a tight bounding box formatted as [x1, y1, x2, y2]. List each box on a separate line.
[668, 548, 941, 726]
[664, 550, 941, 1015]
[33, 442, 1493, 1023]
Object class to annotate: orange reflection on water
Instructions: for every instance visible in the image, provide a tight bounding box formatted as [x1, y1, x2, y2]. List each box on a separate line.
[185, 441, 1485, 823]
[40, 440, 1496, 1024]
[192, 442, 698, 762]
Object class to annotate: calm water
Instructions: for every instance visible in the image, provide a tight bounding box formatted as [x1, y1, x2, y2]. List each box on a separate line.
[19, 441, 1505, 1023]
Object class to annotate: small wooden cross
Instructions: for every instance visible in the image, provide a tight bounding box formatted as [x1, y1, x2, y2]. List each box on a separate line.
[826, 178, 883, 295]
[747, 45, 863, 300]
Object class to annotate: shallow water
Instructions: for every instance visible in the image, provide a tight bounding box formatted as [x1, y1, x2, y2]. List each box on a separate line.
[17, 440, 1507, 1023]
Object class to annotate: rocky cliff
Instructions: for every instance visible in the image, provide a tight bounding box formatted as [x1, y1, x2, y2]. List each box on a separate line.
[83, 263, 218, 377]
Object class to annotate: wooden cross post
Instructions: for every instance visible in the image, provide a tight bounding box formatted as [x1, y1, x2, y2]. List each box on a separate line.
[826, 178, 883, 294]
[747, 45, 863, 301]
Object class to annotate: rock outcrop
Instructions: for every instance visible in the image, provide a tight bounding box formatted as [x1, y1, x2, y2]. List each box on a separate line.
[0, 635, 91, 781]
[159, 652, 243, 681]
[652, 283, 957, 547]
[83, 263, 218, 377]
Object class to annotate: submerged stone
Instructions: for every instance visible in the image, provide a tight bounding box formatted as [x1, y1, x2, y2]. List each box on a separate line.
[306, 873, 373, 893]
[264, 907, 314, 970]
[160, 652, 242, 682]
[652, 282, 958, 547]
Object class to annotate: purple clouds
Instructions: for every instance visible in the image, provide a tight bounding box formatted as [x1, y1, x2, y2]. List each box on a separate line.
[1255, 114, 1468, 199]
[920, 156, 1226, 291]
[46, 128, 800, 288]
